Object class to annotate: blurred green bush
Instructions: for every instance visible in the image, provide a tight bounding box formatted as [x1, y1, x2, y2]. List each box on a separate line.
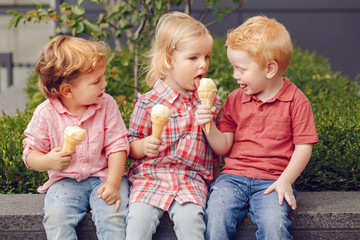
[1, 38, 359, 193]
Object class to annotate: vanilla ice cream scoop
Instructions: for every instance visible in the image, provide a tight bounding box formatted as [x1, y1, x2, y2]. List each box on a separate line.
[151, 104, 172, 119]
[62, 126, 86, 151]
[198, 78, 217, 91]
[64, 126, 86, 140]
[151, 104, 172, 140]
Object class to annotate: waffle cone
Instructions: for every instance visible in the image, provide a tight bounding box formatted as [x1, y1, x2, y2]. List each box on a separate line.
[198, 89, 217, 134]
[151, 116, 170, 140]
[62, 134, 83, 151]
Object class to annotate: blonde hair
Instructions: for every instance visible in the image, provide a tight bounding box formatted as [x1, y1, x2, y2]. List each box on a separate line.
[226, 15, 293, 75]
[145, 11, 212, 86]
[35, 35, 108, 98]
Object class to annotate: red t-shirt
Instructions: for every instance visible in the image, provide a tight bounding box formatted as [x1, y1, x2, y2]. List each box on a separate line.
[218, 78, 318, 180]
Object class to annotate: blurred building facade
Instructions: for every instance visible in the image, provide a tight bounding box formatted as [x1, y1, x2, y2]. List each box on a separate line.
[0, 0, 359, 92]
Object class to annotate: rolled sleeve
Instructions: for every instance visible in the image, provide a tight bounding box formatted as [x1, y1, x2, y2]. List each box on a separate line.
[22, 106, 51, 168]
[103, 96, 130, 157]
[128, 97, 152, 143]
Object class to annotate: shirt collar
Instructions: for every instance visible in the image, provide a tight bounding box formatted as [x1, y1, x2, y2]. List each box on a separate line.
[49, 96, 101, 118]
[49, 97, 68, 114]
[153, 79, 181, 104]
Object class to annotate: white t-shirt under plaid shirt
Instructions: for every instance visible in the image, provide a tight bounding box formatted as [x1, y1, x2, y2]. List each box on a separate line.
[127, 79, 221, 211]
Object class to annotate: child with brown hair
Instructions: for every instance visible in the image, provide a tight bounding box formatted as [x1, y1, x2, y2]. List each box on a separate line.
[196, 15, 318, 239]
[22, 35, 129, 239]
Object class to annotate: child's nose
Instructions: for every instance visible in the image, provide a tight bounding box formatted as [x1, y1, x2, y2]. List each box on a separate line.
[233, 70, 240, 79]
[199, 59, 207, 69]
[102, 79, 107, 88]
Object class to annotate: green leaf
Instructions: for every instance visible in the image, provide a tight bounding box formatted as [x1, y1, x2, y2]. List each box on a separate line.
[73, 5, 85, 15]
[6, 10, 18, 14]
[83, 19, 101, 33]
[8, 14, 24, 29]
[34, 3, 43, 9]
[122, 24, 134, 31]
[74, 22, 84, 33]
[59, 2, 71, 9]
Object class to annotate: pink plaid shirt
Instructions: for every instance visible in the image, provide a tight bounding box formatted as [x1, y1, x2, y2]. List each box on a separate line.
[23, 93, 129, 193]
[128, 79, 221, 210]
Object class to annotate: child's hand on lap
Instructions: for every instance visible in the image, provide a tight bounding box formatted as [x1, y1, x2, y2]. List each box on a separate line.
[264, 179, 297, 210]
[97, 183, 121, 211]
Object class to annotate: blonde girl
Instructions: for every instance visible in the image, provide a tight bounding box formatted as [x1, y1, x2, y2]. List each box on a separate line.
[126, 11, 220, 240]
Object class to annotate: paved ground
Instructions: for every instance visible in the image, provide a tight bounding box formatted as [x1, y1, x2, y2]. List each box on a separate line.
[0, 78, 27, 116]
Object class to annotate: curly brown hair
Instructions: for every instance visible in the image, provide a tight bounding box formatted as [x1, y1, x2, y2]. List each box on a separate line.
[35, 35, 108, 98]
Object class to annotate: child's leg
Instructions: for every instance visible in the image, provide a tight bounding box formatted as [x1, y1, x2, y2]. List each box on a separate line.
[125, 202, 164, 240]
[168, 201, 206, 240]
[249, 179, 296, 240]
[89, 176, 129, 240]
[43, 178, 91, 240]
[205, 173, 250, 240]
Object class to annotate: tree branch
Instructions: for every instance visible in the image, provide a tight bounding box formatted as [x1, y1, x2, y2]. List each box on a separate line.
[204, 0, 245, 27]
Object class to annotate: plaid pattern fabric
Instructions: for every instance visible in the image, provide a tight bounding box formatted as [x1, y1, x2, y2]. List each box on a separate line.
[128, 79, 221, 210]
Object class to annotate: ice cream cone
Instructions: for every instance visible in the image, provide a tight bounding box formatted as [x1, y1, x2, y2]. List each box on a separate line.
[151, 116, 170, 140]
[62, 126, 86, 151]
[198, 89, 217, 134]
[62, 135, 83, 151]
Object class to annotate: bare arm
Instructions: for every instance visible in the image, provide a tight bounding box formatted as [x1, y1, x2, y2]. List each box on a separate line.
[129, 136, 163, 159]
[264, 144, 313, 210]
[278, 144, 313, 184]
[26, 148, 73, 172]
[205, 121, 234, 155]
[196, 105, 234, 155]
[97, 151, 127, 211]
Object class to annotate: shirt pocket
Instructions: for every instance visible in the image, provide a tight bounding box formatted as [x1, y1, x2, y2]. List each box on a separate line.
[89, 127, 104, 154]
[265, 116, 291, 140]
[174, 132, 202, 167]
[161, 111, 188, 142]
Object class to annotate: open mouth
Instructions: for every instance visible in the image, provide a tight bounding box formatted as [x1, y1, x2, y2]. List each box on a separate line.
[240, 83, 247, 89]
[193, 74, 203, 88]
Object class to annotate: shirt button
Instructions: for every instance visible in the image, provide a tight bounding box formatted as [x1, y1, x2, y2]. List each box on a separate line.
[186, 135, 190, 139]
[170, 169, 174, 173]
[79, 145, 83, 149]
[82, 167, 86, 172]
[187, 106, 192, 111]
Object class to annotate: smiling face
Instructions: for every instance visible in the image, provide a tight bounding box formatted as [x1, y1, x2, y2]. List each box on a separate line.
[164, 34, 213, 94]
[227, 47, 268, 97]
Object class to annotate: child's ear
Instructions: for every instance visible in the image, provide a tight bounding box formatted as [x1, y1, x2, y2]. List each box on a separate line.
[167, 56, 173, 69]
[266, 61, 278, 78]
[59, 83, 73, 98]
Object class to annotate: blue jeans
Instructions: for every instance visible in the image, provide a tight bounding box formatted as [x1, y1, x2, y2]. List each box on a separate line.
[126, 201, 206, 240]
[43, 176, 129, 240]
[205, 173, 296, 240]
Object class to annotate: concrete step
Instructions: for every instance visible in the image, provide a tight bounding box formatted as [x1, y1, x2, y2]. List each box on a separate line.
[1, 192, 360, 239]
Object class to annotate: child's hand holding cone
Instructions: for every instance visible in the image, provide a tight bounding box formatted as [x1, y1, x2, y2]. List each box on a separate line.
[197, 78, 217, 134]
